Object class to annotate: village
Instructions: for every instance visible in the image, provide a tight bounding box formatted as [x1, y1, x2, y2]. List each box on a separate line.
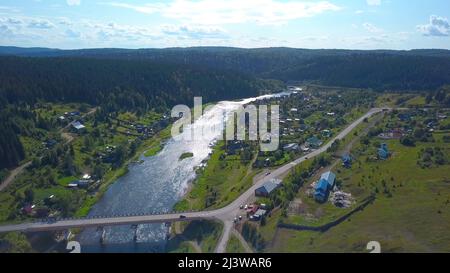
[217, 89, 450, 254]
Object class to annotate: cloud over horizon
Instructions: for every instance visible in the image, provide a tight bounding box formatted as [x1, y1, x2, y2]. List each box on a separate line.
[107, 0, 341, 26]
[417, 15, 450, 36]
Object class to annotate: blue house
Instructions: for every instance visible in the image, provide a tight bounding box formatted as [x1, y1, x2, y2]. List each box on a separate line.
[378, 143, 390, 160]
[342, 154, 352, 168]
[314, 171, 336, 203]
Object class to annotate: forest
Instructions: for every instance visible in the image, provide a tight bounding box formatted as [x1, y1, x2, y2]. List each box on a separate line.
[2, 46, 450, 91]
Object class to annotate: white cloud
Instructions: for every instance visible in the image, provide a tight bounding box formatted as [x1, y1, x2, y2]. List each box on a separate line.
[108, 2, 163, 14]
[0, 6, 20, 13]
[28, 19, 54, 29]
[66, 0, 81, 6]
[363, 22, 383, 33]
[161, 24, 227, 39]
[65, 29, 81, 38]
[6, 18, 23, 25]
[107, 0, 341, 25]
[417, 15, 449, 37]
[0, 23, 14, 36]
[366, 0, 381, 6]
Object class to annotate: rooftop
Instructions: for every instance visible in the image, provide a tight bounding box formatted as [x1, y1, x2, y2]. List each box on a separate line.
[72, 121, 86, 130]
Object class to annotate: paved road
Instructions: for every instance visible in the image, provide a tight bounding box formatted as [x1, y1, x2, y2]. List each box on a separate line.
[232, 229, 254, 253]
[0, 108, 385, 238]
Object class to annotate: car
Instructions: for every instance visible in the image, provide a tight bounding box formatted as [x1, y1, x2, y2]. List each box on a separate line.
[244, 205, 248, 210]
[265, 172, 271, 176]
[239, 205, 244, 209]
[179, 215, 187, 219]
[238, 215, 242, 220]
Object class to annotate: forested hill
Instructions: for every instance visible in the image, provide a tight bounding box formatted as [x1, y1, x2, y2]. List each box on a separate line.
[0, 56, 279, 170]
[0, 56, 279, 110]
[1, 46, 450, 91]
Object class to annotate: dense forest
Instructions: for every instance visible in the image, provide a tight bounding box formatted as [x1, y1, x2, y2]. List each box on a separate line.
[0, 56, 278, 110]
[2, 46, 450, 91]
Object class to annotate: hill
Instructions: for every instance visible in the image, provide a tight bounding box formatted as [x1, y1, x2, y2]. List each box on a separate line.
[1, 46, 450, 91]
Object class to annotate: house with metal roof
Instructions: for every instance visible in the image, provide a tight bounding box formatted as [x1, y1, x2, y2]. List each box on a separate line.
[314, 171, 336, 203]
[283, 143, 299, 152]
[71, 121, 86, 132]
[255, 179, 282, 197]
[306, 136, 323, 148]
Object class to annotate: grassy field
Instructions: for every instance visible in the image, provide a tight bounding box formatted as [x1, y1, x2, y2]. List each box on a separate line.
[226, 234, 247, 253]
[174, 141, 259, 211]
[167, 220, 223, 253]
[266, 133, 450, 252]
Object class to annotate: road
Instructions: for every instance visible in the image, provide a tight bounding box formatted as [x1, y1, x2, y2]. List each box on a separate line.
[0, 162, 32, 192]
[0, 108, 385, 249]
[0, 107, 97, 193]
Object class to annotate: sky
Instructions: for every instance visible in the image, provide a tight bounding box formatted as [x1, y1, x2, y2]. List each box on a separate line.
[0, 0, 449, 50]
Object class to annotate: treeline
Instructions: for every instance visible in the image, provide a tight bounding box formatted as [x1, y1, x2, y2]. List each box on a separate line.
[6, 47, 449, 91]
[144, 49, 450, 91]
[0, 56, 279, 111]
[2, 47, 450, 91]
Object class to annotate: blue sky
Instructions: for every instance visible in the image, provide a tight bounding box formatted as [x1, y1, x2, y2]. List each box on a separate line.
[0, 0, 449, 49]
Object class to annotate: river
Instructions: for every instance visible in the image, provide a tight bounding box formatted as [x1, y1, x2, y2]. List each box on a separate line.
[78, 91, 291, 253]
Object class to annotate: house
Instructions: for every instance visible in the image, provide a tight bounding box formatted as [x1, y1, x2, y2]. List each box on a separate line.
[82, 174, 91, 180]
[378, 143, 390, 160]
[44, 139, 57, 149]
[283, 143, 299, 152]
[71, 121, 86, 132]
[322, 129, 332, 138]
[255, 179, 282, 197]
[306, 136, 323, 148]
[246, 204, 259, 214]
[69, 111, 81, 117]
[22, 204, 35, 215]
[314, 171, 336, 203]
[300, 145, 310, 152]
[342, 154, 352, 168]
[252, 209, 267, 221]
[76, 180, 91, 188]
[67, 179, 91, 189]
[299, 124, 309, 132]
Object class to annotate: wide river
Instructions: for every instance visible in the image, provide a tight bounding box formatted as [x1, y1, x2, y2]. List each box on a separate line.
[79, 91, 291, 252]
